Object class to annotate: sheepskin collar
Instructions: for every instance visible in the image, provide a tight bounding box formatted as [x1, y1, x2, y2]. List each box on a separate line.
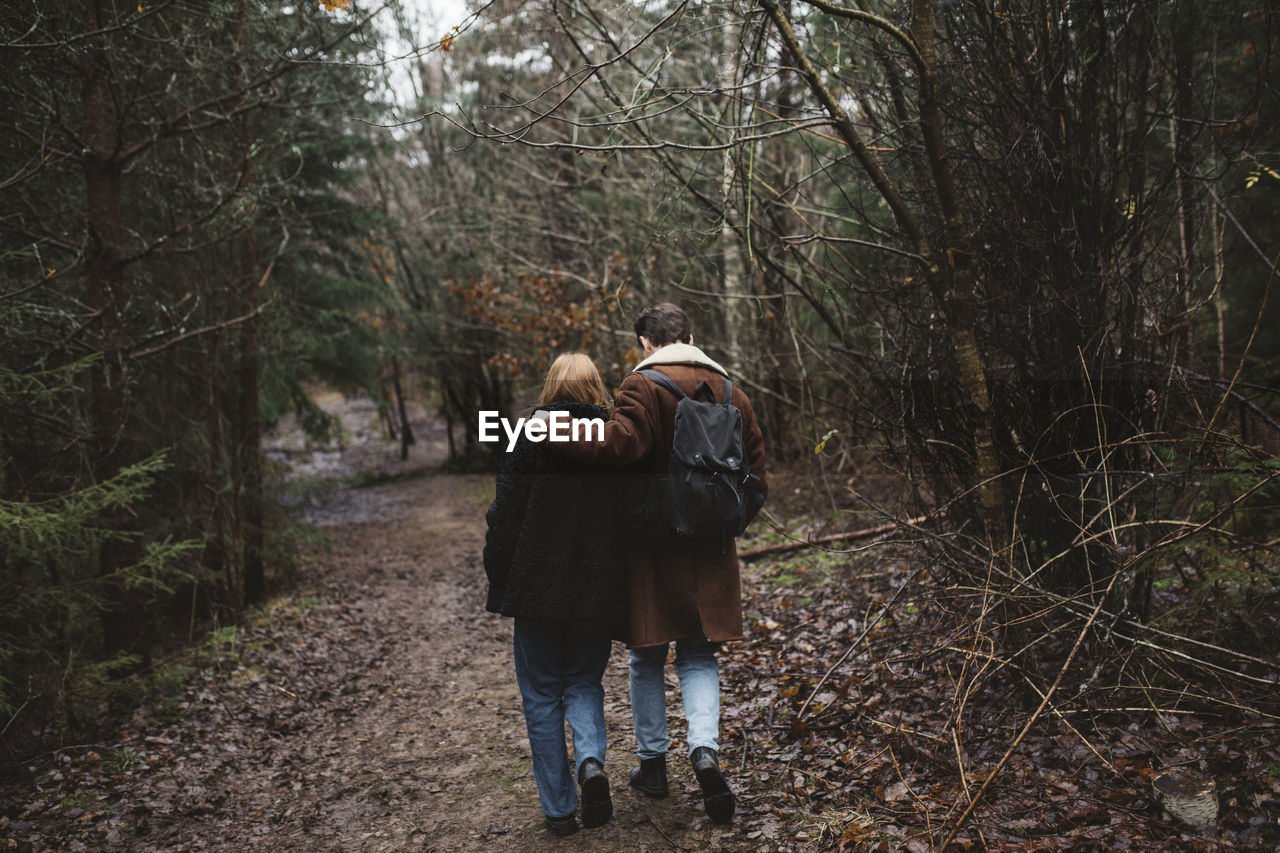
[632, 342, 729, 377]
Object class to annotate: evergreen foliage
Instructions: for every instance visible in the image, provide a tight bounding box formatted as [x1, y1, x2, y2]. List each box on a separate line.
[0, 1, 405, 750]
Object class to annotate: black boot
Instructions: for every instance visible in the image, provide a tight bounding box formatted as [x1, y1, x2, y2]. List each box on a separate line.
[578, 757, 613, 828]
[544, 814, 578, 837]
[690, 746, 735, 824]
[627, 755, 668, 798]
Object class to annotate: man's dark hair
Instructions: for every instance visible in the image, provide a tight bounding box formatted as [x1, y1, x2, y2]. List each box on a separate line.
[634, 302, 692, 346]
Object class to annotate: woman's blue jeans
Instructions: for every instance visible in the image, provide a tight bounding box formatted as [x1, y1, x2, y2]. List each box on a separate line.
[629, 638, 721, 759]
[512, 618, 611, 819]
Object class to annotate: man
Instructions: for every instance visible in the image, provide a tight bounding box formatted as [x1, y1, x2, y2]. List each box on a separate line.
[561, 302, 768, 824]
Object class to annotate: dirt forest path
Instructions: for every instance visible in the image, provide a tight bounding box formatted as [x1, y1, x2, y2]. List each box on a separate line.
[9, 398, 759, 852]
[239, 472, 746, 852]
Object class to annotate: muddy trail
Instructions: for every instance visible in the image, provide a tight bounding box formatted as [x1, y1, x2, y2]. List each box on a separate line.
[2, 398, 762, 852]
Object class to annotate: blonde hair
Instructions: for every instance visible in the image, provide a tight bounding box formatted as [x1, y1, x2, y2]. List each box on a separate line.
[538, 352, 611, 409]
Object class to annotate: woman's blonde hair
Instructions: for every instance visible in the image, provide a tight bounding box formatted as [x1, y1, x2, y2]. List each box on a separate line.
[538, 352, 612, 409]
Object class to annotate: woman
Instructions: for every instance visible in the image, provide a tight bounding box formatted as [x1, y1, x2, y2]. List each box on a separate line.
[482, 352, 627, 837]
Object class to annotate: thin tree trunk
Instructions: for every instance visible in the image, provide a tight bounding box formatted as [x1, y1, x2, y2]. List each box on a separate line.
[393, 359, 415, 460]
[442, 372, 457, 462]
[1212, 203, 1226, 382]
[381, 389, 399, 441]
[1209, 34, 1227, 383]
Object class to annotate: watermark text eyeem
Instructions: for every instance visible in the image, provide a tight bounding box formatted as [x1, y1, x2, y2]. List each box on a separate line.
[478, 411, 605, 452]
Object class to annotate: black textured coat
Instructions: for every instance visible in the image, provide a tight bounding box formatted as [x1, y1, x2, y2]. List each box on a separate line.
[482, 401, 627, 637]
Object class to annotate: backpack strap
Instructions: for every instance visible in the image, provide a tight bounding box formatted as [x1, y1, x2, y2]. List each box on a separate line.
[698, 376, 732, 403]
[637, 368, 686, 400]
[639, 369, 733, 404]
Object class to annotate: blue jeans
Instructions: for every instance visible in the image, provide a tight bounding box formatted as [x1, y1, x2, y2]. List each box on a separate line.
[629, 638, 721, 759]
[512, 618, 611, 819]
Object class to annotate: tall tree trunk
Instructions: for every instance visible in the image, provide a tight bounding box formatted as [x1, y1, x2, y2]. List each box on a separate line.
[236, 218, 265, 606]
[205, 327, 230, 616]
[719, 149, 748, 371]
[718, 18, 747, 372]
[81, 0, 137, 658]
[755, 51, 806, 458]
[1171, 4, 1198, 369]
[233, 6, 264, 606]
[1208, 34, 1227, 384]
[909, 0, 1008, 552]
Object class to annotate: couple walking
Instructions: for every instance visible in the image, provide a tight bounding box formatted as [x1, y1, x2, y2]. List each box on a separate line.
[482, 303, 769, 836]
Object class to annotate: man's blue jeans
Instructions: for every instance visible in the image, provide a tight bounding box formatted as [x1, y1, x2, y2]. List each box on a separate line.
[512, 618, 611, 819]
[629, 638, 721, 759]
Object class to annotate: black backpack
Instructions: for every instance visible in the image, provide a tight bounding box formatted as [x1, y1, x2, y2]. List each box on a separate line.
[637, 369, 761, 540]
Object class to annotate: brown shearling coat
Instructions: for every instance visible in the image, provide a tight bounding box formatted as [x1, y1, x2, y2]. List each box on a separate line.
[563, 352, 768, 648]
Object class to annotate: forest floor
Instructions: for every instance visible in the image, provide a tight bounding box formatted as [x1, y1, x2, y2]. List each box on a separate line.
[2, 393, 1278, 851]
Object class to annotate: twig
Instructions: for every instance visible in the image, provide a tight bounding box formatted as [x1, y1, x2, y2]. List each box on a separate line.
[1197, 248, 1278, 454]
[128, 296, 275, 360]
[1050, 707, 1198, 716]
[646, 814, 689, 851]
[952, 727, 973, 807]
[935, 566, 1122, 850]
[830, 744, 893, 784]
[1016, 671, 1122, 778]
[1, 697, 33, 738]
[797, 567, 925, 719]
[127, 250, 280, 359]
[903, 505, 1278, 684]
[738, 517, 923, 559]
[937, 643, 1123, 777]
[863, 716, 948, 743]
[887, 745, 932, 836]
